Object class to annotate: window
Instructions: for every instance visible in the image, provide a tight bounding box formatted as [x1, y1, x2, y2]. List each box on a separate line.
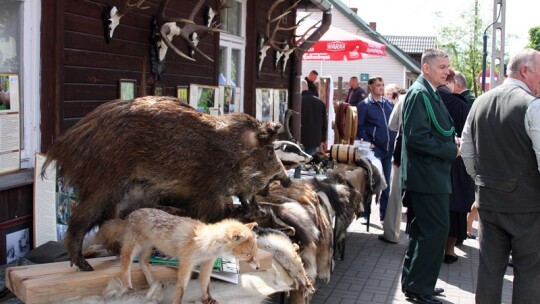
[0, 0, 41, 171]
[219, 0, 245, 111]
[0, 1, 20, 73]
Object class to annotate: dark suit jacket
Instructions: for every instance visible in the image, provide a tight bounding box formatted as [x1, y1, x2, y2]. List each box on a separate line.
[346, 87, 367, 107]
[301, 91, 327, 148]
[305, 77, 319, 97]
[400, 76, 457, 193]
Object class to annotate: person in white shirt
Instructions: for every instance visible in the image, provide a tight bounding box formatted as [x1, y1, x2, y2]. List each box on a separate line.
[461, 48, 540, 304]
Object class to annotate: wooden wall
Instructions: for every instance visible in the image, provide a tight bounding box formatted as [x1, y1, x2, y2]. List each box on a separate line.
[41, 0, 220, 150]
[244, 0, 297, 116]
[40, 0, 299, 150]
[0, 185, 33, 223]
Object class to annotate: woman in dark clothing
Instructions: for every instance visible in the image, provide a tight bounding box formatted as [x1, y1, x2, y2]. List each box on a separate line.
[437, 69, 475, 264]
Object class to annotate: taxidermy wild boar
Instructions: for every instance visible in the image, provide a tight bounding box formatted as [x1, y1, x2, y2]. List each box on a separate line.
[41, 96, 289, 271]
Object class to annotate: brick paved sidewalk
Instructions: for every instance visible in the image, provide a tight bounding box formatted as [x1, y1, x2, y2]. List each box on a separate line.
[311, 209, 514, 304]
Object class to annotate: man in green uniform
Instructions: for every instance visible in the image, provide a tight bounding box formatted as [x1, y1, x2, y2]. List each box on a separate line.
[400, 49, 459, 304]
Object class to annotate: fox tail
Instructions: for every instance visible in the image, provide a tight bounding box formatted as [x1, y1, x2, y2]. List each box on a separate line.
[95, 218, 127, 254]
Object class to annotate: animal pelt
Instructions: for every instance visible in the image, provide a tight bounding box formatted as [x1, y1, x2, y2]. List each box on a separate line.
[58, 278, 165, 304]
[60, 265, 297, 304]
[95, 208, 259, 304]
[40, 96, 288, 271]
[256, 232, 314, 295]
[257, 180, 334, 284]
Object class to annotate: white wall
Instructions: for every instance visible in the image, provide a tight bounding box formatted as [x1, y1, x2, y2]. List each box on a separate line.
[299, 11, 410, 90]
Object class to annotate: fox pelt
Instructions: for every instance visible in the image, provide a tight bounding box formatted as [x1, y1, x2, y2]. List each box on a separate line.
[95, 208, 259, 304]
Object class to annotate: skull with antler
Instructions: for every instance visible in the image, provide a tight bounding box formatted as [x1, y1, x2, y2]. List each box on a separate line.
[258, 0, 320, 78]
[156, 0, 227, 62]
[106, 0, 149, 41]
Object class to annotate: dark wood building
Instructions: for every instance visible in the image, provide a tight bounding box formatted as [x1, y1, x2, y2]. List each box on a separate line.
[0, 0, 331, 261]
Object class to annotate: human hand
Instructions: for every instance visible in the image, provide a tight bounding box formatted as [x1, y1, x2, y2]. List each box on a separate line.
[456, 146, 462, 158]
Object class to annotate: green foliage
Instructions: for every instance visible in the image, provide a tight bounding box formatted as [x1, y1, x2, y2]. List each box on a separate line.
[527, 26, 540, 51]
[436, 1, 484, 97]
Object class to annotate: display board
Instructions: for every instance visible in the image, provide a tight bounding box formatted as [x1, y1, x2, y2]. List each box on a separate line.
[0, 73, 20, 175]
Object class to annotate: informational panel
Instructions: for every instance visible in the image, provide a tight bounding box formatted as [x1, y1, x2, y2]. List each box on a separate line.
[0, 73, 20, 174]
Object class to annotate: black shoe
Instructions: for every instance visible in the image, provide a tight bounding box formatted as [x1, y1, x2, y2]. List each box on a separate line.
[433, 288, 444, 295]
[378, 235, 397, 244]
[443, 254, 458, 264]
[405, 291, 443, 304]
[467, 233, 477, 239]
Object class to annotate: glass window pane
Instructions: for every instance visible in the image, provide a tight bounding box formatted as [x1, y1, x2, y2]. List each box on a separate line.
[0, 0, 21, 72]
[220, 0, 242, 37]
[219, 47, 227, 85]
[231, 49, 240, 86]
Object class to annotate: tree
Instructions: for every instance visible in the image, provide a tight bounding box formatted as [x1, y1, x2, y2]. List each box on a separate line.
[527, 26, 540, 51]
[436, 0, 484, 97]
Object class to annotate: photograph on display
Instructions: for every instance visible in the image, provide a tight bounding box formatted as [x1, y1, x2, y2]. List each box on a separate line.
[255, 88, 273, 121]
[34, 153, 96, 248]
[273, 89, 288, 123]
[220, 85, 236, 114]
[119, 79, 136, 100]
[177, 86, 189, 103]
[189, 84, 220, 115]
[55, 172, 79, 241]
[153, 82, 165, 96]
[0, 73, 19, 112]
[0, 73, 20, 174]
[1, 216, 32, 265]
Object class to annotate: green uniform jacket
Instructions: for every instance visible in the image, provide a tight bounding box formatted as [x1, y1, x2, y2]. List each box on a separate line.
[400, 76, 457, 193]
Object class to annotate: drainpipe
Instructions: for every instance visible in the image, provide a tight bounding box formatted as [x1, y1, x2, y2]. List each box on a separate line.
[292, 3, 331, 142]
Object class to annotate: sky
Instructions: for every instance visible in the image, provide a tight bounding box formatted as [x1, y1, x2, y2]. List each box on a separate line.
[346, 0, 540, 57]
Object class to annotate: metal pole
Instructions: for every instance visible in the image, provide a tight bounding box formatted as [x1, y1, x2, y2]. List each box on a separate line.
[481, 33, 488, 93]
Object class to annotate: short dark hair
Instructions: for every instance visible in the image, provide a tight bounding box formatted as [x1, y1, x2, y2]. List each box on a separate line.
[367, 76, 383, 85]
[310, 70, 319, 75]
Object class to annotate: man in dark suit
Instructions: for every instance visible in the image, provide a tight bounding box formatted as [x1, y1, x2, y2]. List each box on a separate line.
[305, 70, 319, 97]
[345, 76, 366, 106]
[461, 49, 540, 304]
[400, 49, 459, 304]
[454, 71, 476, 107]
[300, 80, 327, 156]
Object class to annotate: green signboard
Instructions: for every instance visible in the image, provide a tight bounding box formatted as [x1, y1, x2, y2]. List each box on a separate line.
[360, 73, 369, 82]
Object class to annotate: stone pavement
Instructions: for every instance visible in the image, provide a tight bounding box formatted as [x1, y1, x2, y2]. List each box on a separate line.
[310, 208, 515, 304]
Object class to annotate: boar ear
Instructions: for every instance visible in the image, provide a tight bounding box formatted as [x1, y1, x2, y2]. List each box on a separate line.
[230, 231, 246, 242]
[258, 121, 283, 144]
[240, 130, 259, 148]
[244, 222, 258, 232]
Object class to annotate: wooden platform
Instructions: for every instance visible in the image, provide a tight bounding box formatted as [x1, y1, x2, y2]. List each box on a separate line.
[5, 250, 275, 303]
[5, 257, 177, 303]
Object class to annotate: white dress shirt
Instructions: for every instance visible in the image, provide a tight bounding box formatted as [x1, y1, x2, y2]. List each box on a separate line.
[461, 78, 540, 179]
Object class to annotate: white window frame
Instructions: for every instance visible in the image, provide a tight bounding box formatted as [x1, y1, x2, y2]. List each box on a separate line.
[20, 0, 41, 169]
[219, 0, 246, 112]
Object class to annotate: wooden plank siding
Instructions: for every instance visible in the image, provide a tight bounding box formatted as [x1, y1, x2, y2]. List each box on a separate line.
[40, 0, 219, 142]
[243, 0, 297, 117]
[40, 0, 299, 147]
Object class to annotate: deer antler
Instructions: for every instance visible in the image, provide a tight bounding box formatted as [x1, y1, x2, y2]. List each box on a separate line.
[264, 0, 303, 52]
[107, 0, 149, 40]
[259, 1, 320, 77]
[157, 0, 224, 62]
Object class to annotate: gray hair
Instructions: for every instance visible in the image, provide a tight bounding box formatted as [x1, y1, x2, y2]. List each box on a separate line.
[421, 49, 449, 66]
[508, 48, 540, 74]
[454, 71, 467, 88]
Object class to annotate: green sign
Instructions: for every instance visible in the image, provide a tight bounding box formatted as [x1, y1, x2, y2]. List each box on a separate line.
[360, 73, 369, 82]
